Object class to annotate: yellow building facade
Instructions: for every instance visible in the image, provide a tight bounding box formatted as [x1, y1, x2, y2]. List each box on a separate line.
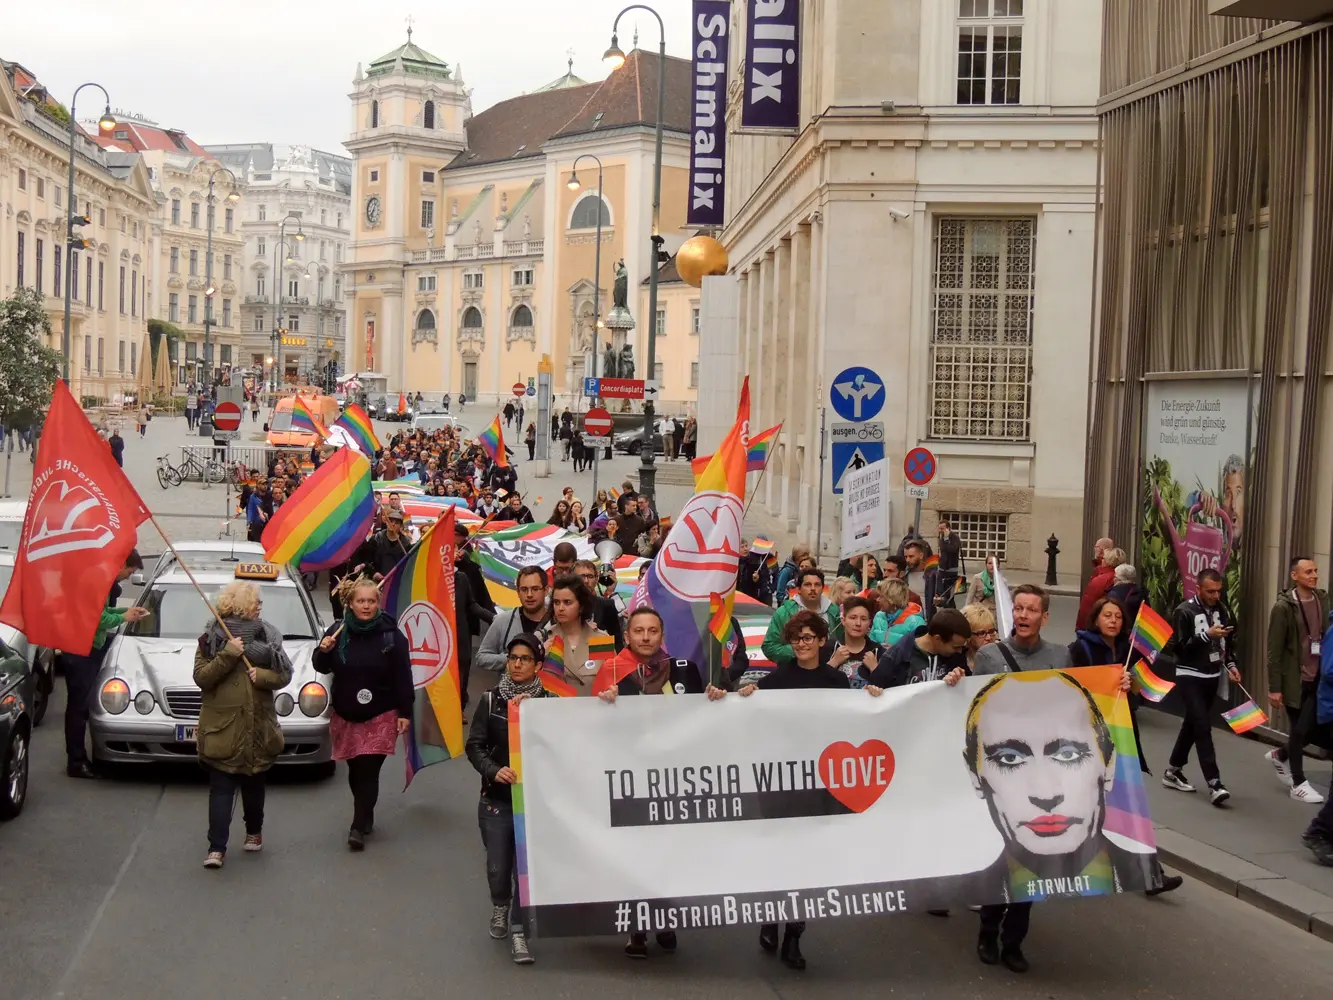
[343, 35, 700, 411]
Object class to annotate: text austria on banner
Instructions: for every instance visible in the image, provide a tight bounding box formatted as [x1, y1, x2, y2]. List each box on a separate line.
[741, 0, 801, 132]
[0, 380, 150, 655]
[511, 667, 1158, 937]
[689, 0, 730, 226]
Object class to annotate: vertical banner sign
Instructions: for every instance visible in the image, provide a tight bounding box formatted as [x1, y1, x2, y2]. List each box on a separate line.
[689, 1, 730, 226]
[741, 0, 801, 132]
[840, 460, 889, 559]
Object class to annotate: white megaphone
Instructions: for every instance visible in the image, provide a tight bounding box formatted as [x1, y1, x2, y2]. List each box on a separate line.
[595, 539, 622, 570]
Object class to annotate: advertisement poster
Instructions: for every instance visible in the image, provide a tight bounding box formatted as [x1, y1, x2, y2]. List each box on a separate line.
[688, 0, 730, 226]
[512, 667, 1157, 937]
[740, 0, 801, 132]
[1140, 378, 1253, 614]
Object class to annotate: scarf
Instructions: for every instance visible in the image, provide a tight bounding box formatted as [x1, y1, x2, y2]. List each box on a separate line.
[981, 570, 995, 598]
[204, 616, 281, 669]
[338, 610, 384, 660]
[497, 672, 545, 701]
[627, 651, 672, 695]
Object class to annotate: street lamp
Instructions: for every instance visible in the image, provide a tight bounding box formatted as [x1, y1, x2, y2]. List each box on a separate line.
[271, 213, 304, 391]
[568, 153, 607, 498]
[203, 166, 240, 398]
[605, 6, 667, 501]
[61, 83, 116, 386]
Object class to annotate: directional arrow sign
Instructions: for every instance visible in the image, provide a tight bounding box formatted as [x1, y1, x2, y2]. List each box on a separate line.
[830, 366, 885, 422]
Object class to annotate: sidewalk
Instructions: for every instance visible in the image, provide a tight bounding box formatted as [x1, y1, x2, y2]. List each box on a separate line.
[1137, 707, 1333, 940]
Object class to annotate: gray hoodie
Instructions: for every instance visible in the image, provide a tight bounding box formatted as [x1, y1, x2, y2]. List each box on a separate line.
[475, 606, 550, 673]
[973, 636, 1072, 675]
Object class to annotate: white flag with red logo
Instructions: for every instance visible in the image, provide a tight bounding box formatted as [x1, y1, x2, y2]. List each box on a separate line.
[0, 380, 150, 655]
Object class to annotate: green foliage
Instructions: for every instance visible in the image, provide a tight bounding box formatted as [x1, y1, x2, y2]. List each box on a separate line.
[148, 318, 184, 369]
[151, 393, 184, 414]
[34, 99, 71, 127]
[0, 287, 63, 430]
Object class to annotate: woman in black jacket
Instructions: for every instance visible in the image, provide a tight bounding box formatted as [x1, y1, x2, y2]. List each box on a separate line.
[314, 578, 414, 851]
[465, 632, 552, 965]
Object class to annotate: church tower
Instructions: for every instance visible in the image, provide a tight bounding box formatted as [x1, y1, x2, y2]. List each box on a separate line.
[344, 26, 471, 385]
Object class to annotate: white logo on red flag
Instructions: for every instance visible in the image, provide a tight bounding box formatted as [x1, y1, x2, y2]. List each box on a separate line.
[400, 600, 453, 688]
[26, 475, 119, 561]
[657, 490, 743, 602]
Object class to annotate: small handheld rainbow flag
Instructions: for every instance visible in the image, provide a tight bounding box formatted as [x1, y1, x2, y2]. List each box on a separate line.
[1222, 699, 1267, 734]
[750, 537, 776, 557]
[478, 416, 509, 468]
[1131, 661, 1175, 703]
[707, 592, 731, 643]
[1131, 605, 1173, 663]
[540, 630, 616, 696]
[261, 448, 375, 571]
[332, 403, 380, 457]
[746, 423, 782, 472]
[924, 554, 940, 571]
[291, 395, 328, 437]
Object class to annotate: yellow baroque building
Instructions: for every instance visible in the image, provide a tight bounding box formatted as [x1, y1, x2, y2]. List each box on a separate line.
[343, 35, 700, 410]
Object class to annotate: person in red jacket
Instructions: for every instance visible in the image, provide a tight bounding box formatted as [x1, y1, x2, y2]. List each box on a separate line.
[1076, 546, 1123, 630]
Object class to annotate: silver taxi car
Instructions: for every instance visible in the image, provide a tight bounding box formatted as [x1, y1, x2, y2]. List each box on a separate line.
[90, 559, 333, 770]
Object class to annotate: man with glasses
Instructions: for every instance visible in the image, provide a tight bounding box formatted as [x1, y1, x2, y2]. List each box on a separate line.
[475, 566, 550, 673]
[574, 559, 624, 651]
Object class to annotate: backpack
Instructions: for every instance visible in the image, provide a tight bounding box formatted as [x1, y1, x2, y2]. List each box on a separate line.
[1317, 612, 1333, 726]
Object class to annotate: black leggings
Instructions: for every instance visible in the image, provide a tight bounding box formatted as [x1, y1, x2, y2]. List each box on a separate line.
[346, 754, 386, 832]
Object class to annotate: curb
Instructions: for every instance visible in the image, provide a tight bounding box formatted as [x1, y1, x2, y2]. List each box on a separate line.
[1153, 827, 1333, 941]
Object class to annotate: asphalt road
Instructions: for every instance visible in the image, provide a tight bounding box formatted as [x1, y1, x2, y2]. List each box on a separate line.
[2, 408, 1330, 999]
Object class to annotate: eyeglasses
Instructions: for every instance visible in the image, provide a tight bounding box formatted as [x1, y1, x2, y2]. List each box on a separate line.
[976, 628, 998, 637]
[507, 654, 537, 665]
[791, 634, 819, 646]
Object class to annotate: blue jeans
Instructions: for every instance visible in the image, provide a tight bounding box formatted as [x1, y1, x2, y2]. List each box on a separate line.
[479, 798, 523, 933]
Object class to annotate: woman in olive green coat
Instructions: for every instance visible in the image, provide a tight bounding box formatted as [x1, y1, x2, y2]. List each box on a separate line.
[193, 581, 292, 869]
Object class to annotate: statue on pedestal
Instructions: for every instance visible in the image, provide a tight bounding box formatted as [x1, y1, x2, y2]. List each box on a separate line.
[619, 343, 635, 379]
[612, 259, 628, 310]
[604, 342, 619, 378]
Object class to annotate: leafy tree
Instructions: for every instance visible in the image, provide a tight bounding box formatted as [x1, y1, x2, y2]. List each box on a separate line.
[0, 287, 62, 431]
[147, 318, 184, 368]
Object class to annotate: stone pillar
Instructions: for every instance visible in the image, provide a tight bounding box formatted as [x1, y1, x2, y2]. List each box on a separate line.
[784, 224, 811, 532]
[762, 244, 786, 512]
[800, 217, 823, 540]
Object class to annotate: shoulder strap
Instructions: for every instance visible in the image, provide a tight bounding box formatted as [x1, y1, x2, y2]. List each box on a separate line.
[997, 643, 1024, 673]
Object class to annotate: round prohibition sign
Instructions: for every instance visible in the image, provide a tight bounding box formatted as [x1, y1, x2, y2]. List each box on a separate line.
[903, 447, 937, 487]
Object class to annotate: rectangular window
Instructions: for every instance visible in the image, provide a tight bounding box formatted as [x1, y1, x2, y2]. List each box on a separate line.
[225, 208, 234, 233]
[420, 199, 435, 229]
[957, 0, 1023, 106]
[131, 342, 137, 375]
[423, 170, 436, 183]
[334, 277, 342, 298]
[290, 315, 300, 332]
[169, 293, 179, 323]
[97, 338, 104, 376]
[939, 511, 1010, 562]
[336, 243, 343, 261]
[36, 177, 45, 199]
[99, 207, 106, 227]
[691, 306, 701, 335]
[417, 273, 437, 292]
[288, 279, 300, 297]
[337, 212, 343, 228]
[223, 254, 233, 279]
[319, 240, 327, 261]
[118, 265, 125, 313]
[54, 186, 62, 207]
[171, 199, 181, 224]
[170, 246, 180, 273]
[98, 261, 104, 309]
[655, 309, 666, 336]
[119, 340, 126, 373]
[222, 299, 232, 326]
[369, 169, 380, 183]
[190, 202, 200, 228]
[186, 341, 197, 362]
[221, 345, 232, 364]
[257, 237, 266, 257]
[53, 244, 61, 298]
[463, 271, 484, 290]
[188, 294, 198, 324]
[36, 238, 45, 293]
[258, 204, 267, 221]
[690, 361, 699, 389]
[189, 248, 198, 275]
[512, 267, 533, 287]
[71, 251, 79, 300]
[131, 270, 138, 316]
[83, 336, 90, 373]
[133, 221, 139, 239]
[257, 277, 266, 297]
[929, 217, 1035, 440]
[17, 168, 25, 190]
[86, 256, 93, 306]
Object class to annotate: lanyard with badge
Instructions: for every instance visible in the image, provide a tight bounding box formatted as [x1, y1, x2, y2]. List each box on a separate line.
[1295, 590, 1322, 658]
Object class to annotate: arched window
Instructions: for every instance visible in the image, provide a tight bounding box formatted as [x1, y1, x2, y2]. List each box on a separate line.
[371, 100, 380, 128]
[415, 309, 436, 332]
[461, 306, 483, 329]
[511, 305, 533, 328]
[423, 100, 435, 130]
[569, 194, 612, 230]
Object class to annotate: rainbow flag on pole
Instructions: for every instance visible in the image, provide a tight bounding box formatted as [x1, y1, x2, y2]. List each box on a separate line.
[631, 377, 750, 686]
[261, 448, 374, 571]
[746, 422, 781, 472]
[540, 630, 615, 697]
[291, 395, 328, 437]
[1222, 699, 1268, 734]
[331, 403, 380, 457]
[478, 415, 509, 468]
[1131, 661, 1175, 703]
[382, 506, 464, 787]
[1130, 604, 1173, 663]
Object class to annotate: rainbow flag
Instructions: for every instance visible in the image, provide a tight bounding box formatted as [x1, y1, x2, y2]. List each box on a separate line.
[261, 448, 374, 571]
[631, 377, 750, 686]
[332, 403, 380, 458]
[382, 507, 463, 787]
[508, 700, 532, 904]
[747, 422, 781, 472]
[540, 630, 616, 696]
[291, 395, 327, 437]
[1131, 661, 1175, 703]
[750, 537, 776, 557]
[478, 416, 509, 468]
[1084, 668, 1159, 874]
[1131, 604, 1173, 663]
[708, 592, 731, 643]
[924, 554, 940, 571]
[1222, 699, 1267, 734]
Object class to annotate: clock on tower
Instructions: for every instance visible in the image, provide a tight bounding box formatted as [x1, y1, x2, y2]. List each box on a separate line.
[365, 195, 382, 227]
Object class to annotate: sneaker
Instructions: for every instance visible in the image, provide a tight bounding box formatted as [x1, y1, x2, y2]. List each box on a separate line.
[1161, 768, 1196, 793]
[1291, 780, 1326, 803]
[489, 904, 509, 940]
[243, 834, 263, 853]
[1265, 747, 1293, 787]
[1311, 838, 1333, 867]
[624, 934, 649, 959]
[511, 933, 534, 965]
[1208, 780, 1231, 807]
[203, 851, 224, 869]
[347, 827, 365, 851]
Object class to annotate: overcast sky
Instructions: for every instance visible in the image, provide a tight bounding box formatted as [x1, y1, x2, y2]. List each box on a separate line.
[5, 0, 694, 154]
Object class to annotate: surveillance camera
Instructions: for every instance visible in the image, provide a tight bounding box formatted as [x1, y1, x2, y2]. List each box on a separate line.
[889, 208, 911, 222]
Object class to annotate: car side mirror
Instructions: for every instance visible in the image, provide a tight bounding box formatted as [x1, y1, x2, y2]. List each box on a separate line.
[130, 571, 145, 586]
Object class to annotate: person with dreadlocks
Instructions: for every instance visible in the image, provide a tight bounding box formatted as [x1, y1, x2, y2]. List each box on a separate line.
[313, 577, 414, 852]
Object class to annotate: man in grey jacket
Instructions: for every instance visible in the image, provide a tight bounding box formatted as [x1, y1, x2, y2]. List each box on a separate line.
[475, 566, 551, 673]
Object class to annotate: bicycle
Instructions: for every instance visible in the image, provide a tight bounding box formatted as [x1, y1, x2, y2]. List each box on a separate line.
[156, 454, 181, 489]
[156, 451, 226, 488]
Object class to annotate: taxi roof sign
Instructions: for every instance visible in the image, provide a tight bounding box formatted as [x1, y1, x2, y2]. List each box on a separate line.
[235, 562, 280, 580]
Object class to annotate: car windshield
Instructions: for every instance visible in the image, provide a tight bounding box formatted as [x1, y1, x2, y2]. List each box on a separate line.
[415, 416, 451, 432]
[124, 581, 316, 640]
[269, 411, 294, 431]
[0, 521, 22, 551]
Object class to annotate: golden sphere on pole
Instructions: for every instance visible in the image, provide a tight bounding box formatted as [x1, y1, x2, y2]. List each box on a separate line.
[674, 235, 729, 288]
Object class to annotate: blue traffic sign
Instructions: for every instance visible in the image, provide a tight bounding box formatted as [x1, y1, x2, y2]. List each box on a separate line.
[526, 377, 537, 397]
[829, 367, 885, 422]
[832, 442, 885, 495]
[583, 377, 600, 397]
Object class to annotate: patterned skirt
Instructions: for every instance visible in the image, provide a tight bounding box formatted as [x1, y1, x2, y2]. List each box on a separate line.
[329, 710, 399, 761]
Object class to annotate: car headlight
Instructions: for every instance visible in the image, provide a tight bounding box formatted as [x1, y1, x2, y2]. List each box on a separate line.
[274, 692, 294, 716]
[133, 690, 156, 714]
[298, 681, 328, 717]
[101, 679, 130, 714]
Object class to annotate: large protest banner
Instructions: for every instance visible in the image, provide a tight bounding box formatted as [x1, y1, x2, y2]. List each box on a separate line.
[511, 666, 1158, 938]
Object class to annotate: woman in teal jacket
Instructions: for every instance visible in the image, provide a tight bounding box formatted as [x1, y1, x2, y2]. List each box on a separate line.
[870, 578, 925, 647]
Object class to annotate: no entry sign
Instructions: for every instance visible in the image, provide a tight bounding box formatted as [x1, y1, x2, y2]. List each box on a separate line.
[583, 407, 613, 437]
[512, 382, 526, 397]
[213, 401, 242, 432]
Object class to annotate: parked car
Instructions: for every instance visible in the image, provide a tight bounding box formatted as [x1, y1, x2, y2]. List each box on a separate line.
[0, 553, 54, 727]
[0, 631, 35, 819]
[613, 419, 667, 456]
[90, 558, 333, 772]
[0, 500, 26, 552]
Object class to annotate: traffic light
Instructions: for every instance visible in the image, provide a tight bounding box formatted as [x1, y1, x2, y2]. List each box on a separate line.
[68, 214, 94, 251]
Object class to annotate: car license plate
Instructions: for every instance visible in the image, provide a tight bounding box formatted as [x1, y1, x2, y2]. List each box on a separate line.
[175, 725, 197, 744]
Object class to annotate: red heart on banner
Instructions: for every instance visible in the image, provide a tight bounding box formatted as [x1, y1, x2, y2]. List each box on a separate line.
[818, 740, 895, 813]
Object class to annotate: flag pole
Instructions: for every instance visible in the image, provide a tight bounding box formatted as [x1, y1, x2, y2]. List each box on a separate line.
[741, 423, 783, 519]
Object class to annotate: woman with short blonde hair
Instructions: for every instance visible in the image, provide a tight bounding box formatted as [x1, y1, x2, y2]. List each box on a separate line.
[215, 581, 261, 619]
[960, 602, 999, 671]
[869, 578, 925, 647]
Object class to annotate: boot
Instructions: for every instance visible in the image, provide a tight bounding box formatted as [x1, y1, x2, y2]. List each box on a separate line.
[758, 924, 779, 954]
[780, 927, 806, 971]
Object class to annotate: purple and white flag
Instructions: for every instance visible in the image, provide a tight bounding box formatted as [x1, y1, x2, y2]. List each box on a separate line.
[741, 0, 801, 133]
[689, 0, 730, 227]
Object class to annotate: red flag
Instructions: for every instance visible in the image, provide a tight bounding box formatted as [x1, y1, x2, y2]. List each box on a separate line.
[0, 381, 150, 655]
[397, 392, 407, 414]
